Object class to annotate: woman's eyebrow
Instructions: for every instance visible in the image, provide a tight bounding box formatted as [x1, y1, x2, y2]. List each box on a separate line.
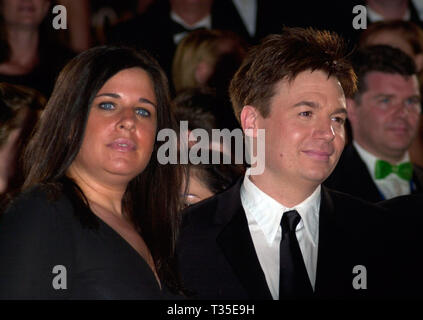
[95, 93, 157, 108]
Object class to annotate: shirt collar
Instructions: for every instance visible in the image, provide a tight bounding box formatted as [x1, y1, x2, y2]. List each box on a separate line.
[170, 11, 211, 30]
[241, 169, 320, 246]
[353, 141, 410, 179]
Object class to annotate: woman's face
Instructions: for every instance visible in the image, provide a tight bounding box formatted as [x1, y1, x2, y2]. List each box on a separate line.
[69, 67, 158, 186]
[2, 0, 50, 28]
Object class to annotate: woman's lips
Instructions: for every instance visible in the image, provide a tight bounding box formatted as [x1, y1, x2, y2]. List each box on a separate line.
[18, 6, 36, 13]
[107, 138, 136, 152]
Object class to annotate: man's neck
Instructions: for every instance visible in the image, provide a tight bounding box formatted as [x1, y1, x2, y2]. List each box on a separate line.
[353, 139, 407, 164]
[170, 2, 212, 26]
[249, 171, 318, 208]
[367, 0, 408, 20]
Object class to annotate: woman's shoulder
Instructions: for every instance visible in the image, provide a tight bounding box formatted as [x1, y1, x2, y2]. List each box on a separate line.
[2, 183, 75, 227]
[8, 183, 71, 208]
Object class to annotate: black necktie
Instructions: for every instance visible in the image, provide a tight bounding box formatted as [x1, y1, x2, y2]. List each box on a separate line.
[279, 210, 313, 299]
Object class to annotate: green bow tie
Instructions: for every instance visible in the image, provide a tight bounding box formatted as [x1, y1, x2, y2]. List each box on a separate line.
[374, 160, 413, 181]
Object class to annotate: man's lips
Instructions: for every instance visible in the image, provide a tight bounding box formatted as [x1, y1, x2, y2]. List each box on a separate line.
[107, 138, 136, 152]
[387, 126, 409, 134]
[302, 150, 332, 161]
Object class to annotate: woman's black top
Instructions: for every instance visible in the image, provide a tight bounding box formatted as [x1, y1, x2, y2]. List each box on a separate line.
[0, 185, 172, 300]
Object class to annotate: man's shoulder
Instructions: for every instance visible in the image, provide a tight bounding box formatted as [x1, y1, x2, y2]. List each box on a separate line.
[379, 193, 423, 215]
[412, 163, 423, 185]
[181, 180, 242, 230]
[323, 186, 389, 217]
[181, 194, 219, 226]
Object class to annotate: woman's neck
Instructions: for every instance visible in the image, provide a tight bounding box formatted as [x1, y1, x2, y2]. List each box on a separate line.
[67, 167, 127, 218]
[5, 27, 39, 69]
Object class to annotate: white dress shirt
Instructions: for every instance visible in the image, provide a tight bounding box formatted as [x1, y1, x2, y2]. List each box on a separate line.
[170, 11, 212, 44]
[353, 141, 411, 199]
[240, 169, 320, 300]
[232, 0, 257, 37]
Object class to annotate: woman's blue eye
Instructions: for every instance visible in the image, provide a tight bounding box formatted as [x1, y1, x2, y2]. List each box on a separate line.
[135, 108, 151, 117]
[99, 102, 115, 110]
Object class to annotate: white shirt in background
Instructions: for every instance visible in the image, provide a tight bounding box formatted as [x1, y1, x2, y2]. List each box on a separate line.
[232, 0, 257, 37]
[353, 141, 411, 199]
[170, 11, 211, 44]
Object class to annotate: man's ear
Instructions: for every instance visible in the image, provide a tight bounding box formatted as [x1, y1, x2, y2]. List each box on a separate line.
[240, 105, 260, 138]
[414, 53, 423, 72]
[346, 97, 358, 126]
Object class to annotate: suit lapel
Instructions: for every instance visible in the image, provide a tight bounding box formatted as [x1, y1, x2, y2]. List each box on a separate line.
[215, 179, 273, 300]
[345, 145, 383, 201]
[313, 187, 337, 296]
[314, 187, 355, 297]
[412, 164, 423, 193]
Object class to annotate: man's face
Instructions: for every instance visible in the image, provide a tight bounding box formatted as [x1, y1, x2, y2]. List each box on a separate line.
[349, 71, 421, 161]
[253, 70, 347, 187]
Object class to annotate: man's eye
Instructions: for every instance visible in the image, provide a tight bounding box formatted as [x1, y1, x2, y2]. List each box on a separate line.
[332, 116, 345, 125]
[98, 102, 115, 110]
[299, 111, 312, 117]
[405, 98, 421, 111]
[379, 98, 391, 104]
[135, 108, 151, 117]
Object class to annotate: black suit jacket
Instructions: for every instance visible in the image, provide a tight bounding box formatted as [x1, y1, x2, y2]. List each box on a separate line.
[378, 194, 423, 298]
[324, 144, 423, 202]
[107, 0, 253, 79]
[176, 178, 402, 300]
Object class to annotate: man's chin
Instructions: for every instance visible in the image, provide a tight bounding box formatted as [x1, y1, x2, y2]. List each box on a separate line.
[302, 168, 333, 185]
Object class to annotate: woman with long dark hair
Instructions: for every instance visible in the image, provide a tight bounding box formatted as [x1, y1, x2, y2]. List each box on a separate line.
[0, 46, 183, 299]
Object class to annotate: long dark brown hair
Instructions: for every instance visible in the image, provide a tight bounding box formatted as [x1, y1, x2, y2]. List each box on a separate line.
[22, 46, 184, 292]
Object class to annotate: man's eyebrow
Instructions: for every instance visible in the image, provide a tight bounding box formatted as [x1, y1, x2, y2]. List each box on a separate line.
[293, 100, 319, 108]
[94, 93, 157, 108]
[331, 108, 347, 116]
[372, 94, 394, 99]
[293, 100, 347, 115]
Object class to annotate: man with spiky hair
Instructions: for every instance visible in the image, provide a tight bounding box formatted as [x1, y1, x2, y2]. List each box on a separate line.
[176, 28, 407, 300]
